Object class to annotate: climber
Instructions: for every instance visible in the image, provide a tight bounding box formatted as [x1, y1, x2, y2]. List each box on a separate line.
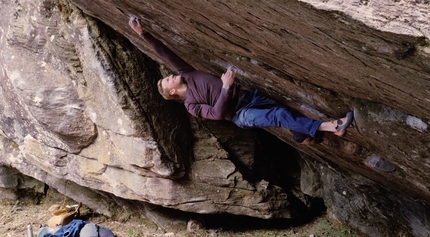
[128, 17, 354, 144]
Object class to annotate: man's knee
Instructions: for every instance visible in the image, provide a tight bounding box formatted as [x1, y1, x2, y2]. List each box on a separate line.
[233, 109, 260, 128]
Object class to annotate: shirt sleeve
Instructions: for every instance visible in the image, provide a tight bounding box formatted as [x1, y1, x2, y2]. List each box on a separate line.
[186, 88, 233, 120]
[140, 32, 194, 74]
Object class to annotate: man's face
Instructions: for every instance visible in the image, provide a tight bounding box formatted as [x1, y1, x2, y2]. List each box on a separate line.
[161, 74, 181, 93]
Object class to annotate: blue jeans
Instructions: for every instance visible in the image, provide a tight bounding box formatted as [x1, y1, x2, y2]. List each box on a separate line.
[232, 91, 322, 137]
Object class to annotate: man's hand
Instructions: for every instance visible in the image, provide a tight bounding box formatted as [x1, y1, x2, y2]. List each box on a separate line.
[221, 68, 236, 89]
[129, 17, 144, 35]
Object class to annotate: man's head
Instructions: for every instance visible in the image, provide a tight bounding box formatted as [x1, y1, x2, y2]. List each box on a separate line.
[157, 74, 184, 100]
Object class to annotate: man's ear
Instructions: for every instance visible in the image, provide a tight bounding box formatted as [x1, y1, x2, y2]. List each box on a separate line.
[169, 88, 176, 95]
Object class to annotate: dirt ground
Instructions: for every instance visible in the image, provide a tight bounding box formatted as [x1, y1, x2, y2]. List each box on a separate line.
[0, 189, 364, 237]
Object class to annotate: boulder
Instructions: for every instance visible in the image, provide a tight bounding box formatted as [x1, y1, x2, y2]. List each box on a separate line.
[0, 0, 429, 236]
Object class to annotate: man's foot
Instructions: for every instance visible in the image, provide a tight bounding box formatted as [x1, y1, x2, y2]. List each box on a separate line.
[299, 137, 313, 145]
[293, 131, 313, 145]
[292, 131, 324, 145]
[333, 129, 346, 137]
[332, 111, 354, 136]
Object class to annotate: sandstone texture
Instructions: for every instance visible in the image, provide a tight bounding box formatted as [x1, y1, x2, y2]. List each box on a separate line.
[0, 0, 429, 236]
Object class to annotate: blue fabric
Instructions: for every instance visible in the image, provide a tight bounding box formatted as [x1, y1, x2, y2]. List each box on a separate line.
[37, 227, 57, 237]
[50, 219, 85, 237]
[232, 90, 323, 137]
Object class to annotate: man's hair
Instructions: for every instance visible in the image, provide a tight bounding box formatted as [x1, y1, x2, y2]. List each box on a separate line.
[157, 79, 181, 100]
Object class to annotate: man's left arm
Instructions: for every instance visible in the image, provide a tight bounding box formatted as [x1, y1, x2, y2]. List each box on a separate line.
[129, 17, 194, 74]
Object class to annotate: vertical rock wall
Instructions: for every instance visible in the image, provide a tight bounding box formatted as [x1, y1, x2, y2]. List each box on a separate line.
[0, 0, 430, 236]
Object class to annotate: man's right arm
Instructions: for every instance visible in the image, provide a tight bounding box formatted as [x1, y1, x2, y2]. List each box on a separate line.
[186, 87, 233, 120]
[185, 68, 237, 120]
[129, 18, 194, 74]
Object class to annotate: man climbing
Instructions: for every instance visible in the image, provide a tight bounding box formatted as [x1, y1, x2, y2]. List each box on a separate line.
[128, 18, 353, 144]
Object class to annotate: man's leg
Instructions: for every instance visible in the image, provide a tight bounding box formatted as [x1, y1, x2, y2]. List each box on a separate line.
[232, 91, 353, 138]
[232, 106, 322, 137]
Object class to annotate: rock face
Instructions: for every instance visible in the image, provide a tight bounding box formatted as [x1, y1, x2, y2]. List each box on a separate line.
[0, 0, 429, 236]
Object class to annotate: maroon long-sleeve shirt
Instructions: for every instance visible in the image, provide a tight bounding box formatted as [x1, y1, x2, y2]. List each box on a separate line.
[140, 32, 241, 120]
